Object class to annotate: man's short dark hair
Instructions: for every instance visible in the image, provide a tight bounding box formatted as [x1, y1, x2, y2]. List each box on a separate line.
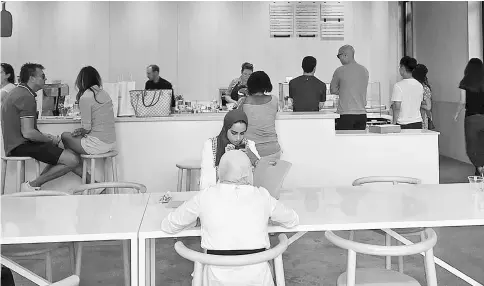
[247, 71, 273, 94]
[148, 65, 160, 73]
[400, 56, 417, 73]
[19, 63, 45, 84]
[302, 56, 317, 73]
[241, 62, 254, 73]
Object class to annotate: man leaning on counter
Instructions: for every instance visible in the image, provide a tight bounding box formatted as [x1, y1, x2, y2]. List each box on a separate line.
[288, 56, 326, 112]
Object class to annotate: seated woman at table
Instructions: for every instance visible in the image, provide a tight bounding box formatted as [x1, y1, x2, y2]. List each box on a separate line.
[199, 109, 260, 190]
[237, 71, 281, 160]
[162, 150, 299, 286]
[61, 66, 117, 156]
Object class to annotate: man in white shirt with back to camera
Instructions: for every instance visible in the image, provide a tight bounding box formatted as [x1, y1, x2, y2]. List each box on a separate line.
[391, 56, 424, 129]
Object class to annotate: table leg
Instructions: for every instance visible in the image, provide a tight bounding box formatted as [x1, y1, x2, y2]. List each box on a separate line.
[150, 239, 156, 286]
[131, 238, 139, 286]
[139, 238, 146, 286]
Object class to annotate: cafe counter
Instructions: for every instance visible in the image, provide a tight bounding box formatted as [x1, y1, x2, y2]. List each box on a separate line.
[3, 112, 439, 193]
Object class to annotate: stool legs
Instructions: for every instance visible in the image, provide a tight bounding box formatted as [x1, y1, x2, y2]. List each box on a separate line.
[82, 159, 87, 184]
[187, 170, 192, 192]
[16, 160, 25, 192]
[1, 159, 6, 195]
[35, 160, 41, 177]
[90, 158, 96, 184]
[177, 169, 183, 192]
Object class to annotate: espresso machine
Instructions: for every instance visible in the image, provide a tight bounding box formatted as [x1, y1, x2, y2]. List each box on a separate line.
[36, 83, 69, 117]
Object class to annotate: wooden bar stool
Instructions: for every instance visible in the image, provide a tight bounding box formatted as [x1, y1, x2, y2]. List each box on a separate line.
[1, 156, 40, 194]
[176, 160, 201, 192]
[80, 151, 118, 184]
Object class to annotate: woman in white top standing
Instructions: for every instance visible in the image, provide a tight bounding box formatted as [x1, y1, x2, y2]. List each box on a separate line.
[1, 63, 16, 105]
[200, 109, 260, 190]
[391, 56, 424, 129]
[61, 66, 117, 156]
[162, 150, 299, 286]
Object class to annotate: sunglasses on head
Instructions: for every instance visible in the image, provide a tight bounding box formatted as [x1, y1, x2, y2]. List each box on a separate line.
[337, 53, 343, 58]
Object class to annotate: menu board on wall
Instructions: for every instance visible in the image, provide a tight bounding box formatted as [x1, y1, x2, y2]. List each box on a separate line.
[269, 2, 294, 37]
[320, 2, 344, 41]
[295, 2, 319, 38]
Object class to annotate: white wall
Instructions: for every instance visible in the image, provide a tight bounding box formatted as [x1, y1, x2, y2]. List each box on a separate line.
[468, 1, 483, 59]
[1, 1, 400, 105]
[414, 2, 470, 163]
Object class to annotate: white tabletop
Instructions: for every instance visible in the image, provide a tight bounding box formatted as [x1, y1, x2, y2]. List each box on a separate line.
[139, 184, 484, 238]
[1, 194, 151, 244]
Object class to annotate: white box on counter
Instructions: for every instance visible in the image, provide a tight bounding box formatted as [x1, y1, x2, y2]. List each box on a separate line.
[368, 124, 401, 134]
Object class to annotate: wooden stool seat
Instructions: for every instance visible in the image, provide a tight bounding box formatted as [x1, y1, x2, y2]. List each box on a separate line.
[337, 269, 420, 286]
[80, 151, 118, 184]
[1, 156, 40, 194]
[176, 160, 201, 192]
[80, 150, 118, 159]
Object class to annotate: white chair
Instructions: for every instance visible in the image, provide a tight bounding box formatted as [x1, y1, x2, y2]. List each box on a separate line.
[70, 182, 146, 286]
[174, 234, 289, 286]
[1, 255, 79, 286]
[80, 151, 118, 184]
[1, 156, 41, 194]
[2, 191, 77, 282]
[325, 229, 438, 286]
[176, 160, 201, 192]
[352, 176, 427, 272]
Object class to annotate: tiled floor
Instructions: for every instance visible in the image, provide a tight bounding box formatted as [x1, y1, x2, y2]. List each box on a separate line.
[8, 156, 484, 285]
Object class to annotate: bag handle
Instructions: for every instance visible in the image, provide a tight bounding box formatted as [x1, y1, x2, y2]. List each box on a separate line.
[142, 90, 162, 107]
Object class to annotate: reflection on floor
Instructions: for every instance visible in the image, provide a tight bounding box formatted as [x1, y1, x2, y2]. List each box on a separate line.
[10, 156, 484, 286]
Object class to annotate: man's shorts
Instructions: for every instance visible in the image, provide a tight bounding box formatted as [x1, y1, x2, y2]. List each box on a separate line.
[9, 142, 63, 165]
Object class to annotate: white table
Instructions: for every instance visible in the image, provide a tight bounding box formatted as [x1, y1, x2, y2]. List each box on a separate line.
[1, 194, 151, 286]
[138, 184, 484, 286]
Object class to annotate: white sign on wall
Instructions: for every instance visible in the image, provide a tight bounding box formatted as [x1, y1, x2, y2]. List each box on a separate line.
[295, 2, 319, 38]
[269, 2, 294, 38]
[320, 1, 344, 41]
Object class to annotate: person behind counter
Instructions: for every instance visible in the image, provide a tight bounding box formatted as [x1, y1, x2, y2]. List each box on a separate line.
[391, 56, 423, 129]
[330, 45, 369, 130]
[200, 109, 260, 190]
[162, 150, 299, 286]
[413, 64, 433, 130]
[454, 58, 484, 176]
[237, 71, 281, 160]
[146, 64, 175, 108]
[289, 56, 326, 112]
[1, 63, 16, 105]
[223, 62, 254, 106]
[1, 63, 79, 192]
[61, 66, 117, 157]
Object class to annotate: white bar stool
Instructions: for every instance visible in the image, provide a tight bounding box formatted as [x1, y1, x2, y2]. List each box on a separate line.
[176, 160, 201, 192]
[1, 156, 40, 194]
[80, 151, 118, 184]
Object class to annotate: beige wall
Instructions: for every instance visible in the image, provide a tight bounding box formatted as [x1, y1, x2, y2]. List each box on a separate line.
[414, 1, 471, 163]
[1, 1, 400, 104]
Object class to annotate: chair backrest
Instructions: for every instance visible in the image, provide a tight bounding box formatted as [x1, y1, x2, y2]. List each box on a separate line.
[352, 176, 421, 186]
[1, 254, 79, 286]
[4, 190, 69, 197]
[71, 182, 147, 195]
[174, 234, 289, 286]
[253, 159, 292, 200]
[325, 229, 438, 286]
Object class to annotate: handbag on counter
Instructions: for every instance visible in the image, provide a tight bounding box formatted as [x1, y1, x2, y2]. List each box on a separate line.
[129, 89, 172, 117]
[428, 117, 435, 130]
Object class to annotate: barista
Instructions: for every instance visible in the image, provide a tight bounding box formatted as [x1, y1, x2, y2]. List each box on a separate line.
[223, 62, 253, 106]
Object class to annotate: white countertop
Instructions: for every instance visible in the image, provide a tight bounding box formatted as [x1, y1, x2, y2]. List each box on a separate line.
[336, 129, 440, 136]
[1, 194, 150, 244]
[138, 183, 484, 238]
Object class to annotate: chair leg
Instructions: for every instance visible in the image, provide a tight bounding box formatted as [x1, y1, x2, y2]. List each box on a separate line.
[122, 240, 130, 286]
[385, 233, 391, 270]
[104, 158, 109, 183]
[75, 242, 83, 276]
[349, 230, 355, 241]
[46, 252, 53, 282]
[177, 168, 183, 192]
[397, 240, 404, 273]
[69, 242, 76, 274]
[35, 160, 41, 177]
[1, 159, 7, 195]
[187, 170, 192, 192]
[90, 158, 96, 184]
[16, 160, 25, 192]
[112, 157, 118, 194]
[82, 159, 87, 184]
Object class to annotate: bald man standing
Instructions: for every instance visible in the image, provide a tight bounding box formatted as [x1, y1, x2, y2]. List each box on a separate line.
[330, 45, 369, 130]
